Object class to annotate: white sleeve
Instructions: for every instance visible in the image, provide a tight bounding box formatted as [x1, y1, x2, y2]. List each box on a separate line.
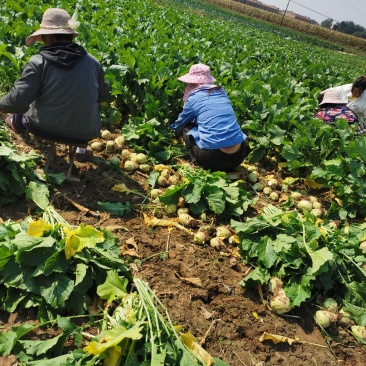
[348, 92, 366, 122]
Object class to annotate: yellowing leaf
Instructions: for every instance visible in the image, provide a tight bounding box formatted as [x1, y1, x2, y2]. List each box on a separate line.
[259, 331, 297, 345]
[304, 179, 324, 189]
[282, 177, 298, 186]
[335, 197, 343, 206]
[27, 219, 53, 237]
[64, 223, 105, 260]
[84, 323, 143, 356]
[104, 345, 121, 366]
[259, 331, 327, 348]
[153, 164, 170, 172]
[181, 332, 215, 366]
[143, 213, 193, 234]
[111, 183, 133, 194]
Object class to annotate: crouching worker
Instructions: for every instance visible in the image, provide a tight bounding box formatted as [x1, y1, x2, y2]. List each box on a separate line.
[314, 76, 366, 136]
[0, 8, 110, 159]
[171, 63, 247, 171]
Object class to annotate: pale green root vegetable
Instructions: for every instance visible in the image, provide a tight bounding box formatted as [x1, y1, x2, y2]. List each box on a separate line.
[267, 178, 278, 187]
[210, 236, 224, 249]
[135, 153, 148, 164]
[270, 289, 292, 314]
[177, 207, 189, 216]
[297, 199, 313, 212]
[124, 160, 139, 171]
[193, 230, 207, 245]
[91, 141, 104, 152]
[115, 135, 125, 148]
[178, 213, 196, 226]
[150, 188, 162, 200]
[139, 164, 151, 173]
[290, 192, 302, 201]
[157, 176, 169, 187]
[314, 310, 337, 328]
[165, 204, 177, 214]
[321, 298, 338, 313]
[246, 172, 258, 183]
[106, 141, 116, 151]
[252, 182, 263, 191]
[101, 129, 112, 140]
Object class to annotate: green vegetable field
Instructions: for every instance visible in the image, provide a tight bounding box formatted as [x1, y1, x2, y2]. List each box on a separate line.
[1, 0, 366, 364]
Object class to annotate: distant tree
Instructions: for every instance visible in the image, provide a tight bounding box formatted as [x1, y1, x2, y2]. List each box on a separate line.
[337, 21, 366, 35]
[353, 31, 366, 39]
[321, 19, 333, 28]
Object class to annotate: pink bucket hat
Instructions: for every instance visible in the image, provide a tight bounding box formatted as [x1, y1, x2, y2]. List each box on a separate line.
[26, 8, 79, 46]
[178, 63, 216, 84]
[319, 89, 345, 105]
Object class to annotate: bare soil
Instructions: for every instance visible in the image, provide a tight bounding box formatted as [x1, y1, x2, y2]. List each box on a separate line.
[1, 128, 366, 366]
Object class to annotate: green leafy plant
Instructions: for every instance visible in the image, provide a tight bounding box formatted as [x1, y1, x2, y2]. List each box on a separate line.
[0, 206, 130, 322]
[0, 145, 45, 207]
[97, 201, 131, 217]
[153, 165, 255, 217]
[231, 205, 366, 319]
[0, 274, 230, 365]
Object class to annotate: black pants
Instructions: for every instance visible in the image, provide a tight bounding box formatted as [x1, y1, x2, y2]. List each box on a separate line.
[12, 113, 89, 144]
[182, 125, 247, 171]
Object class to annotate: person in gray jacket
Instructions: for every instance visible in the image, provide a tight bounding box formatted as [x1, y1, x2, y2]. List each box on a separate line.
[0, 8, 110, 155]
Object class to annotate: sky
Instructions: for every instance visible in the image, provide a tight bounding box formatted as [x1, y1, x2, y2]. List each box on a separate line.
[259, 0, 366, 28]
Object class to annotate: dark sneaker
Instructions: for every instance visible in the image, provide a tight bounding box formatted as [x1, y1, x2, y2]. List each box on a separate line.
[75, 149, 94, 162]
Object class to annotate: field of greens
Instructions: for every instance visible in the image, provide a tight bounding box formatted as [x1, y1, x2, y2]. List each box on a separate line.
[1, 0, 366, 364]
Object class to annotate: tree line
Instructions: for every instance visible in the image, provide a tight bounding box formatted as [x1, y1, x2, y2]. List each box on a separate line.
[321, 19, 366, 39]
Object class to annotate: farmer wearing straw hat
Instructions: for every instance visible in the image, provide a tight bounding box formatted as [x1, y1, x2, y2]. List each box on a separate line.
[171, 63, 247, 171]
[0, 8, 110, 158]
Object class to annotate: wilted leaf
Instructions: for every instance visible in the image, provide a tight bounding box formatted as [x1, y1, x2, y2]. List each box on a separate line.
[64, 223, 104, 260]
[181, 332, 215, 366]
[304, 179, 324, 189]
[111, 183, 133, 194]
[200, 306, 214, 320]
[259, 331, 298, 345]
[83, 323, 143, 355]
[121, 237, 140, 258]
[282, 177, 298, 186]
[143, 213, 193, 234]
[27, 219, 53, 237]
[176, 273, 203, 288]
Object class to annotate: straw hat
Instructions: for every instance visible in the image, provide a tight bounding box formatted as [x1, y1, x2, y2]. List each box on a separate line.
[26, 8, 79, 46]
[178, 63, 216, 84]
[319, 89, 345, 105]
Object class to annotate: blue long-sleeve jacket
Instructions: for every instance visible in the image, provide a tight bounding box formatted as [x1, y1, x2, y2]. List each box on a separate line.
[171, 87, 247, 149]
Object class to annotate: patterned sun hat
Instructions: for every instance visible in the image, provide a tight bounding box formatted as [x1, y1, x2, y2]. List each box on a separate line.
[319, 89, 346, 105]
[178, 63, 216, 84]
[26, 8, 79, 46]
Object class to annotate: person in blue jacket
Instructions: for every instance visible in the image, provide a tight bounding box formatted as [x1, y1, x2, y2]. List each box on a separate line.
[171, 63, 247, 171]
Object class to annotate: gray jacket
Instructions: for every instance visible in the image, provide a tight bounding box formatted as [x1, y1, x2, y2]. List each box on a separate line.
[0, 43, 110, 141]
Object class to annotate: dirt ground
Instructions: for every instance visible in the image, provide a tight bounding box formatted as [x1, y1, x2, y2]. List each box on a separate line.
[1, 128, 366, 366]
